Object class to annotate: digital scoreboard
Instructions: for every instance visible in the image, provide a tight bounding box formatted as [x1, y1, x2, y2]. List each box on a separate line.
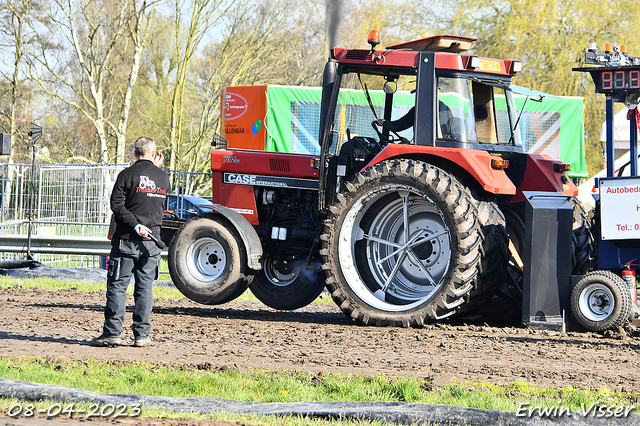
[573, 65, 640, 96]
[583, 67, 640, 94]
[574, 65, 640, 102]
[596, 68, 640, 92]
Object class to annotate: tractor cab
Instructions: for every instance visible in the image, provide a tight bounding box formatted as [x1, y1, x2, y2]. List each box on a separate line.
[318, 31, 527, 209]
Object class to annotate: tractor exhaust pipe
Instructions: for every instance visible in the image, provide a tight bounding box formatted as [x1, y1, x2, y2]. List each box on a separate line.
[318, 59, 337, 148]
[326, 0, 342, 53]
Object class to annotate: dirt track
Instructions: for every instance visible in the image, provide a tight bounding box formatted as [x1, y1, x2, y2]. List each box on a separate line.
[1, 285, 639, 395]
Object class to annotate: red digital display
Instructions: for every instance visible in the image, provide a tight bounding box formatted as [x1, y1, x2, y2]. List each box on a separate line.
[600, 70, 640, 91]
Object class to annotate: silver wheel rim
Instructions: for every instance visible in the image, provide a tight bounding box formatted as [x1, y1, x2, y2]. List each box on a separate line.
[263, 258, 300, 287]
[338, 184, 452, 312]
[187, 237, 226, 281]
[579, 283, 615, 322]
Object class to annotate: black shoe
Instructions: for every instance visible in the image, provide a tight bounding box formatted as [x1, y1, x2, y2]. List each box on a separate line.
[90, 335, 123, 347]
[134, 337, 153, 347]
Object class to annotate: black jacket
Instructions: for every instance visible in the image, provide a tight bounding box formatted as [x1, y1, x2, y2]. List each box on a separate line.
[110, 159, 171, 241]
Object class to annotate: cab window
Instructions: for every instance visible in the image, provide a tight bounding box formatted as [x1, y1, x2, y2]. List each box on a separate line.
[437, 77, 476, 142]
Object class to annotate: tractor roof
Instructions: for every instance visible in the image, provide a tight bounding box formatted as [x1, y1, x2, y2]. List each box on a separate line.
[332, 33, 519, 78]
[386, 34, 477, 53]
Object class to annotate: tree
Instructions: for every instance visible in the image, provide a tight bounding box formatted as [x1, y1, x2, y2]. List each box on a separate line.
[449, 0, 640, 175]
[340, 0, 449, 51]
[0, 0, 41, 162]
[113, 0, 159, 163]
[169, 0, 329, 189]
[0, 0, 42, 220]
[29, 0, 159, 163]
[138, 0, 326, 180]
[143, 0, 448, 187]
[164, 0, 232, 171]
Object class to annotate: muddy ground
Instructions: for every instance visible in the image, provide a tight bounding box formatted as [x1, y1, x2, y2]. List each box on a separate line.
[1, 284, 640, 425]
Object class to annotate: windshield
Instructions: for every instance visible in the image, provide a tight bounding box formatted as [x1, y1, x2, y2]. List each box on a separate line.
[327, 73, 415, 155]
[437, 77, 476, 142]
[437, 76, 520, 146]
[327, 72, 520, 152]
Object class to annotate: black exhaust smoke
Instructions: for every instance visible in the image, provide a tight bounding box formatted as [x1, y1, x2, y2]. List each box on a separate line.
[326, 0, 343, 52]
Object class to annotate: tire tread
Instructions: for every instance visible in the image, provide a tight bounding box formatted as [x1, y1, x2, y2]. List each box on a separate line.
[321, 159, 482, 327]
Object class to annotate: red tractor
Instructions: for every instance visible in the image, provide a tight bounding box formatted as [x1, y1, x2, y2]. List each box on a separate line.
[167, 32, 591, 326]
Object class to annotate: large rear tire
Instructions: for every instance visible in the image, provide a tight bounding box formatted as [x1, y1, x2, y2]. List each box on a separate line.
[503, 208, 525, 299]
[250, 257, 325, 310]
[571, 271, 631, 332]
[168, 216, 253, 305]
[459, 200, 507, 313]
[320, 159, 482, 327]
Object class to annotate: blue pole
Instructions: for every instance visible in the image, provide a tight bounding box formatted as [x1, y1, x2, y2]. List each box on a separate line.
[630, 109, 638, 177]
[606, 96, 615, 177]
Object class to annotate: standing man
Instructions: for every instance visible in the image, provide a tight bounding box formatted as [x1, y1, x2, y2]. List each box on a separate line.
[91, 136, 170, 347]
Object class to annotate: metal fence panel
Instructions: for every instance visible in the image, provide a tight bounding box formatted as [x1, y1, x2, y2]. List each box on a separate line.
[0, 163, 126, 267]
[36, 165, 123, 224]
[0, 164, 211, 270]
[1, 164, 126, 224]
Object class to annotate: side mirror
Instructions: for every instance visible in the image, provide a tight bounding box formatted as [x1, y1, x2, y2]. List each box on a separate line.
[383, 82, 397, 94]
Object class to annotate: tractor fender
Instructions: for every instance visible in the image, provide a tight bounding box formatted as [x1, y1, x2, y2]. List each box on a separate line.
[365, 144, 517, 195]
[199, 204, 263, 271]
[509, 154, 577, 203]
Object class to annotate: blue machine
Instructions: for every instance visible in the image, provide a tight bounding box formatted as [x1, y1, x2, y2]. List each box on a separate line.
[570, 43, 640, 331]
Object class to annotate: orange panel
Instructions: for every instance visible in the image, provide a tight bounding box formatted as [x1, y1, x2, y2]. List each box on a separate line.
[367, 144, 517, 195]
[217, 183, 259, 225]
[221, 86, 268, 150]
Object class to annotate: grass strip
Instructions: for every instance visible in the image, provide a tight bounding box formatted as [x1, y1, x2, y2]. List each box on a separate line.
[1, 278, 639, 424]
[0, 276, 335, 305]
[0, 356, 637, 414]
[0, 276, 185, 299]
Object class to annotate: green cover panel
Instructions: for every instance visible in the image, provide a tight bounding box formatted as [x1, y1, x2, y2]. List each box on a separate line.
[261, 85, 587, 178]
[265, 86, 322, 154]
[513, 95, 587, 178]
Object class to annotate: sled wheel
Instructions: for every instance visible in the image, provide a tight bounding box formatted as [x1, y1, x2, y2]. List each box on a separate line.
[168, 215, 252, 305]
[250, 257, 325, 310]
[571, 271, 631, 332]
[321, 159, 481, 327]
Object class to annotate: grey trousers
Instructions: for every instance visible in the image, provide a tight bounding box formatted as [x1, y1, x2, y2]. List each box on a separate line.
[102, 238, 160, 339]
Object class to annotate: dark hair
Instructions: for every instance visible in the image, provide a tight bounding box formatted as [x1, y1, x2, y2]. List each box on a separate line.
[133, 136, 155, 157]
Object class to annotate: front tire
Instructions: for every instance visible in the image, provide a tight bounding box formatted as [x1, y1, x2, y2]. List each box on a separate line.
[168, 216, 253, 305]
[321, 159, 482, 327]
[250, 257, 325, 310]
[571, 271, 631, 332]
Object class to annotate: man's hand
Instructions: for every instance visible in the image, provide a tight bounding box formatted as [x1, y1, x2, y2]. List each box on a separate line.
[153, 151, 164, 168]
[135, 224, 152, 238]
[374, 118, 384, 127]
